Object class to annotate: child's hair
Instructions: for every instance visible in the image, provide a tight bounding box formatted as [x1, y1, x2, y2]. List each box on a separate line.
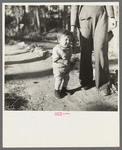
[57, 29, 73, 42]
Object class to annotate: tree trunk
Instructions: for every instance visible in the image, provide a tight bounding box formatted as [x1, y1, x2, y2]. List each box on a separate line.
[58, 6, 60, 30]
[34, 8, 37, 31]
[62, 5, 69, 29]
[15, 6, 20, 34]
[35, 6, 41, 33]
[43, 6, 47, 32]
[61, 5, 65, 28]
[22, 6, 29, 34]
[25, 5, 29, 13]
[16, 17, 20, 33]
[65, 6, 69, 30]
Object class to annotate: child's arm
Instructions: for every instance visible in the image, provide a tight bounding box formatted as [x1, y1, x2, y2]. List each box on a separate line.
[55, 58, 68, 66]
[52, 47, 60, 62]
[53, 47, 70, 66]
[53, 47, 66, 65]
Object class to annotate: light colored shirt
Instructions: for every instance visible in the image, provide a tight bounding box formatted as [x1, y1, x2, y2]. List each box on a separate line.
[52, 44, 72, 69]
[71, 5, 115, 27]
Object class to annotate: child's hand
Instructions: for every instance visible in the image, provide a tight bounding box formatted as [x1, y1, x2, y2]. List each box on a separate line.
[56, 59, 68, 66]
[63, 60, 68, 66]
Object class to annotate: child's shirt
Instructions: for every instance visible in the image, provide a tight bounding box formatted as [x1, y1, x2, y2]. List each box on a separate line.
[52, 44, 72, 69]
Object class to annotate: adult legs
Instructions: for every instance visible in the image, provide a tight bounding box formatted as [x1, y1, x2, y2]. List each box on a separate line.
[94, 11, 109, 89]
[79, 19, 93, 86]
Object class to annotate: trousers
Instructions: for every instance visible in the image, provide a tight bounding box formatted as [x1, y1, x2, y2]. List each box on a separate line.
[53, 67, 70, 90]
[79, 8, 109, 89]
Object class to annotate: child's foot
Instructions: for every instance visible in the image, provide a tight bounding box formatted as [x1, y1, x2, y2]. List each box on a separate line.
[61, 87, 71, 95]
[61, 87, 67, 94]
[54, 90, 61, 99]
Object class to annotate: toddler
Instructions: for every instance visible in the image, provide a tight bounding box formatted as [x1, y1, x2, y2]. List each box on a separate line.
[52, 29, 73, 99]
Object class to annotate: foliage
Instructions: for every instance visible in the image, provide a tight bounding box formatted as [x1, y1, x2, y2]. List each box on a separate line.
[5, 5, 71, 40]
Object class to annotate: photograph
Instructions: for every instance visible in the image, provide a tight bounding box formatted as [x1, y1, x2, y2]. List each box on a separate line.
[4, 3, 119, 111]
[2, 2, 120, 148]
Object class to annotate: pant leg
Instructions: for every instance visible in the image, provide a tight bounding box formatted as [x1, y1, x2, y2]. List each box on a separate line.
[63, 72, 70, 87]
[55, 76, 62, 90]
[79, 19, 93, 84]
[53, 68, 63, 90]
[94, 11, 109, 89]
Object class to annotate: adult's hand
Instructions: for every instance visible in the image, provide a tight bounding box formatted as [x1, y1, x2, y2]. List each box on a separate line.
[71, 26, 77, 42]
[71, 25, 76, 33]
[109, 17, 117, 30]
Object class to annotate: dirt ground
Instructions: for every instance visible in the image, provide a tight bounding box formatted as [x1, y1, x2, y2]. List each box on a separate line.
[4, 39, 118, 111]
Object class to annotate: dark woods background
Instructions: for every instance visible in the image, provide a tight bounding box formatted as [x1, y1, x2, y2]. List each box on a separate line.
[5, 5, 71, 42]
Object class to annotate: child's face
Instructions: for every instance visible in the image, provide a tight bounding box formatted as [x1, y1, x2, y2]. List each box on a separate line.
[59, 35, 72, 48]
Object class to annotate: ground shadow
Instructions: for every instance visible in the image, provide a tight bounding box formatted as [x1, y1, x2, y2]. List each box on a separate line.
[5, 57, 45, 65]
[5, 51, 30, 56]
[85, 101, 117, 111]
[67, 80, 95, 95]
[5, 53, 51, 65]
[59, 86, 82, 98]
[5, 93, 29, 110]
[67, 86, 82, 95]
[5, 68, 53, 81]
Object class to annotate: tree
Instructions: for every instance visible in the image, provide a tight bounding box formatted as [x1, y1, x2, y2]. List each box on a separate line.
[5, 5, 25, 36]
[60, 5, 70, 30]
[35, 6, 40, 32]
[5, 4, 71, 38]
[39, 6, 48, 32]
